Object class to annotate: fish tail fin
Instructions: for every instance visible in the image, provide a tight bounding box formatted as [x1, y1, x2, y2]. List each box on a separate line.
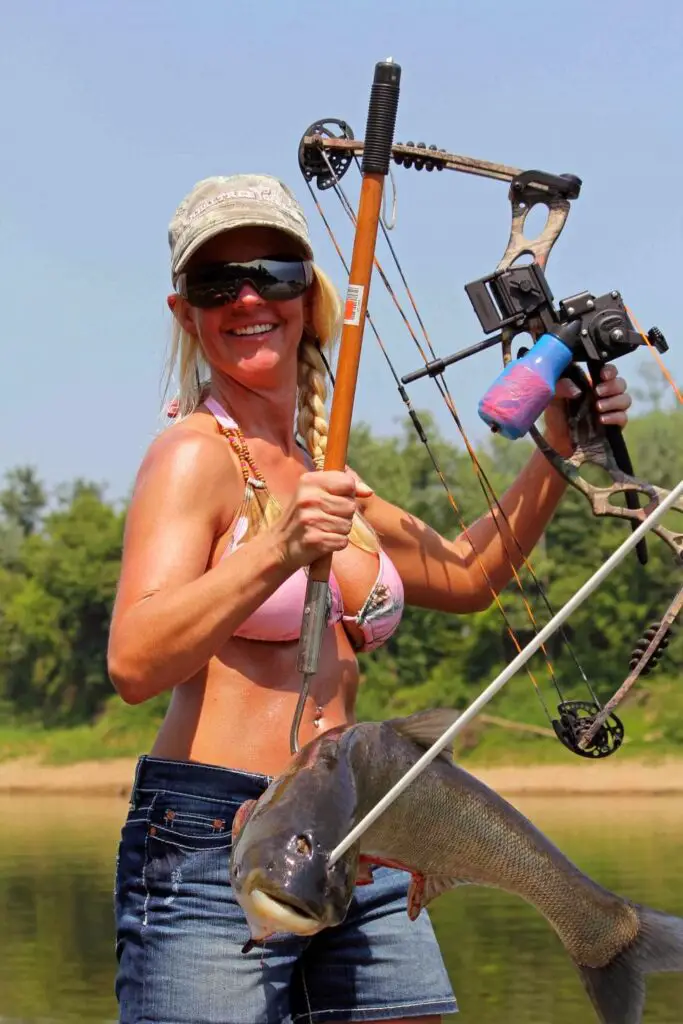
[577, 905, 683, 1024]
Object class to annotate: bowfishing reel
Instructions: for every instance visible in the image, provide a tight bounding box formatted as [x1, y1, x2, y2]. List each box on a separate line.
[552, 700, 625, 759]
[466, 263, 669, 442]
[466, 261, 669, 568]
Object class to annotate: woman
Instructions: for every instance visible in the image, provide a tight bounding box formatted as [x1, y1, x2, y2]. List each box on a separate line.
[110, 173, 631, 1024]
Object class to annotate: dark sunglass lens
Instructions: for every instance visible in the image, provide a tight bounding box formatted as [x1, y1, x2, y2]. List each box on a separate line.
[179, 259, 312, 307]
[182, 279, 239, 308]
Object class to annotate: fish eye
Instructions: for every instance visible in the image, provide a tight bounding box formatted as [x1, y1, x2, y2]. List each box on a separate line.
[294, 835, 312, 856]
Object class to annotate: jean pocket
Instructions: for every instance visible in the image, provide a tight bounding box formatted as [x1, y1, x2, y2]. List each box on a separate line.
[146, 792, 235, 852]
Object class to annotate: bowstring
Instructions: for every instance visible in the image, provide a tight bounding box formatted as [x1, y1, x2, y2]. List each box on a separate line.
[305, 160, 596, 721]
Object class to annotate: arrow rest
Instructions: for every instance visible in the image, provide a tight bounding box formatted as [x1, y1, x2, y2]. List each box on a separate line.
[552, 700, 624, 759]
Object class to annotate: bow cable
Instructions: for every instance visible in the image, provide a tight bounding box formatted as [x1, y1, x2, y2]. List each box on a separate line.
[305, 157, 604, 726]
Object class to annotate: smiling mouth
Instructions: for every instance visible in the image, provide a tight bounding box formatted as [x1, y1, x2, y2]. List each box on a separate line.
[229, 323, 277, 337]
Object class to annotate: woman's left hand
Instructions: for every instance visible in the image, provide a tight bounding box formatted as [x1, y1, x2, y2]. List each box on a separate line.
[544, 363, 632, 455]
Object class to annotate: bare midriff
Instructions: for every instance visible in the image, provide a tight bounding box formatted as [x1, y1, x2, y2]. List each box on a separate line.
[150, 621, 360, 776]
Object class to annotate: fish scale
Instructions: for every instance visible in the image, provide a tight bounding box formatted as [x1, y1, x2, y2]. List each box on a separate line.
[358, 723, 638, 969]
[230, 709, 683, 1024]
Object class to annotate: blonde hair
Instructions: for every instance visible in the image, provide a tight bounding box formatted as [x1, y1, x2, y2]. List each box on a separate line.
[163, 265, 342, 468]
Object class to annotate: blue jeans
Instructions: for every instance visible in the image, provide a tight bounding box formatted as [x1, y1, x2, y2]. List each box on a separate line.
[115, 755, 458, 1023]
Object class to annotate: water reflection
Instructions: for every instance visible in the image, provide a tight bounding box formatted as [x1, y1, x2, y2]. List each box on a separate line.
[0, 793, 681, 1022]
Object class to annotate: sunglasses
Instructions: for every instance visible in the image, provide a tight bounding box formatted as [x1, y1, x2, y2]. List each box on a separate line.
[175, 257, 314, 308]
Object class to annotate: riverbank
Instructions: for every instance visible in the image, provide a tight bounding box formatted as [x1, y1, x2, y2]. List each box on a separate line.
[2, 754, 683, 797]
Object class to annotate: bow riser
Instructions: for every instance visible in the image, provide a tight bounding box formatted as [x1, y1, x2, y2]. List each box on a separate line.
[529, 424, 683, 562]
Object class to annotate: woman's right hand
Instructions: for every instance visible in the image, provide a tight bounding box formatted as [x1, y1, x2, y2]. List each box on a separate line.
[273, 470, 373, 571]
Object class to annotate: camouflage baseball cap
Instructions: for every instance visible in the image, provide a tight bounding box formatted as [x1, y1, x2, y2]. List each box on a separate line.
[168, 173, 314, 282]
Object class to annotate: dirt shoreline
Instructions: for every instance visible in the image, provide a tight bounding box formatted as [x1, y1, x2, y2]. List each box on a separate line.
[1, 755, 683, 798]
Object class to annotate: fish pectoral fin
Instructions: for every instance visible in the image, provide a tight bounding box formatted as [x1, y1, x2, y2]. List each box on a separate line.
[386, 709, 461, 762]
[355, 859, 377, 885]
[407, 874, 466, 920]
[232, 799, 258, 842]
[356, 854, 411, 886]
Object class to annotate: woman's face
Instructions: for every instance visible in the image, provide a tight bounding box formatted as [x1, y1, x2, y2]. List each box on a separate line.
[170, 226, 311, 389]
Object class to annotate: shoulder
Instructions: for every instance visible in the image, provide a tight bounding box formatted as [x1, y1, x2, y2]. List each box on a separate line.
[130, 412, 241, 530]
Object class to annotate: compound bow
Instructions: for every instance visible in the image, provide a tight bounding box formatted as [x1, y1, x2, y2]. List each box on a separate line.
[297, 114, 682, 760]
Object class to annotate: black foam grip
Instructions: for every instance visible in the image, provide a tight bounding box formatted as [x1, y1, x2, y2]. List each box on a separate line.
[361, 60, 401, 176]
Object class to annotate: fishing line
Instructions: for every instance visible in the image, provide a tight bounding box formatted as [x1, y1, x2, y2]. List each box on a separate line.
[327, 479, 683, 866]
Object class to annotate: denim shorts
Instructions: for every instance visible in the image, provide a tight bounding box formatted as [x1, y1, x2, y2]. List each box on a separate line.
[114, 755, 458, 1023]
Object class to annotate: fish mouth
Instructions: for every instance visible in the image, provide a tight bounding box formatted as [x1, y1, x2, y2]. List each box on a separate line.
[246, 886, 323, 938]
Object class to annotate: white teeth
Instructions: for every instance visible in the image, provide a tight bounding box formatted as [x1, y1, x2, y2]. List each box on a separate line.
[232, 324, 276, 337]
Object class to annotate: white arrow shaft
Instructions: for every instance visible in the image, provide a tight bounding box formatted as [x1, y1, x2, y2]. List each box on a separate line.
[328, 479, 683, 866]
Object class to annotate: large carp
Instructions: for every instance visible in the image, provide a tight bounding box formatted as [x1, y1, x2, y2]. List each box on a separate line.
[229, 710, 683, 1024]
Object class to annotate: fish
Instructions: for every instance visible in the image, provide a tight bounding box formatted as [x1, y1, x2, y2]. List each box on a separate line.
[229, 709, 683, 1024]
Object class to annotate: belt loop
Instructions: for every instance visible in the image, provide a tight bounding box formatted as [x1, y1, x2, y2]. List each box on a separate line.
[129, 755, 147, 810]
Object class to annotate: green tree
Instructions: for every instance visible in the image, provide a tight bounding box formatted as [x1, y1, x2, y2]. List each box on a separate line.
[0, 479, 124, 724]
[0, 466, 47, 536]
[0, 401, 679, 754]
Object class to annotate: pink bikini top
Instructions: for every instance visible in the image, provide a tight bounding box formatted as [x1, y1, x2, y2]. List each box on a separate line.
[205, 396, 404, 654]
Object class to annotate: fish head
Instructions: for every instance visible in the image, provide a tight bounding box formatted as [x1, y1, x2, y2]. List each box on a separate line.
[229, 726, 362, 941]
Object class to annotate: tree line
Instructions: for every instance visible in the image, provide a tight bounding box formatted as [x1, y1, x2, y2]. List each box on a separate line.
[0, 398, 680, 746]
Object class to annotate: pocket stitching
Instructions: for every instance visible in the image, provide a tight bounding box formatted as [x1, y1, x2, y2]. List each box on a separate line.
[148, 827, 233, 852]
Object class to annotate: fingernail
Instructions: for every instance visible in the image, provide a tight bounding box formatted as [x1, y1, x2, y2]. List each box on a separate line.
[596, 385, 607, 396]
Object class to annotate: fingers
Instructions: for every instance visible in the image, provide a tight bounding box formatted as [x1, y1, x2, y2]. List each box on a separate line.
[345, 466, 375, 498]
[278, 471, 368, 570]
[555, 364, 632, 427]
[300, 469, 373, 503]
[554, 378, 583, 400]
[594, 363, 631, 427]
[596, 390, 632, 426]
[300, 469, 357, 496]
[595, 364, 626, 398]
[297, 483, 357, 519]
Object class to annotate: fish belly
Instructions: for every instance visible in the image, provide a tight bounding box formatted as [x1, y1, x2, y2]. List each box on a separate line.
[358, 748, 638, 969]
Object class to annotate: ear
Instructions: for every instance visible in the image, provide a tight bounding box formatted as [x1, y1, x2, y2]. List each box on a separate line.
[167, 293, 198, 335]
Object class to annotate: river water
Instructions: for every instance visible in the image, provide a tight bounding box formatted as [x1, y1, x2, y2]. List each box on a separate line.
[0, 792, 680, 1022]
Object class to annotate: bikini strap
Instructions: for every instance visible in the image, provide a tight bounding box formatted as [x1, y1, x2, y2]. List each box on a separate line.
[203, 396, 265, 486]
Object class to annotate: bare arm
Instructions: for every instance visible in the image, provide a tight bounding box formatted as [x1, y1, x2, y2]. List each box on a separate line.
[360, 365, 631, 613]
[107, 428, 291, 704]
[361, 446, 567, 613]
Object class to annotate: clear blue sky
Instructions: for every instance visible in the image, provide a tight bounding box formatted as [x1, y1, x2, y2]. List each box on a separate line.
[2, 0, 681, 501]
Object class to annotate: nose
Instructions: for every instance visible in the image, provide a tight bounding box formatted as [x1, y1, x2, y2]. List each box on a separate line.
[233, 283, 264, 306]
